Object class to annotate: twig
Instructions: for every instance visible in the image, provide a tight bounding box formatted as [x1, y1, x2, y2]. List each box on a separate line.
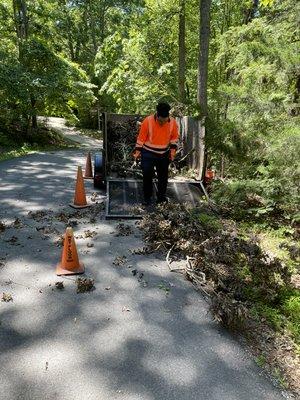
[166, 243, 176, 270]
[186, 256, 206, 282]
[166, 244, 186, 272]
[177, 148, 195, 163]
[185, 269, 212, 299]
[185, 256, 215, 300]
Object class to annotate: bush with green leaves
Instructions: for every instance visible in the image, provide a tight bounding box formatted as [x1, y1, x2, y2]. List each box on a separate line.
[211, 116, 300, 221]
[0, 37, 95, 135]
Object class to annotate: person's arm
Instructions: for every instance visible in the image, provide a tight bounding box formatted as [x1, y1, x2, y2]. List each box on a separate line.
[169, 119, 179, 160]
[133, 117, 149, 158]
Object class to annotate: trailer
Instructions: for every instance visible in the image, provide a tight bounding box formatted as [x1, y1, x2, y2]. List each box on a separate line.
[94, 112, 206, 219]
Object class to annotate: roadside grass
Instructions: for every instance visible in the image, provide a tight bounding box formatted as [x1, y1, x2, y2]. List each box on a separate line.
[0, 128, 79, 162]
[77, 128, 103, 140]
[238, 222, 300, 349]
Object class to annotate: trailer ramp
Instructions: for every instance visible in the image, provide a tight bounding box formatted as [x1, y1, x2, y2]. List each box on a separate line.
[106, 179, 205, 219]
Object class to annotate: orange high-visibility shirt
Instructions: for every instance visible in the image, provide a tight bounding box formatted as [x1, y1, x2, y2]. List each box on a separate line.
[135, 114, 179, 155]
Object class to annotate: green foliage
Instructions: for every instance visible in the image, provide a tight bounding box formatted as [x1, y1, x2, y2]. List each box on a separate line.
[0, 128, 75, 162]
[0, 0, 96, 135]
[250, 287, 300, 344]
[0, 38, 95, 133]
[211, 119, 300, 220]
[211, 179, 267, 219]
[94, 0, 192, 113]
[255, 354, 266, 367]
[209, 1, 300, 220]
[282, 295, 300, 321]
[0, 0, 299, 222]
[23, 38, 95, 116]
[252, 304, 286, 330]
[195, 212, 222, 232]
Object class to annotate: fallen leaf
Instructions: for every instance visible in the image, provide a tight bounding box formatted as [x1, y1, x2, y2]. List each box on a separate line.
[2, 293, 13, 302]
[55, 282, 64, 290]
[76, 277, 95, 293]
[113, 256, 127, 266]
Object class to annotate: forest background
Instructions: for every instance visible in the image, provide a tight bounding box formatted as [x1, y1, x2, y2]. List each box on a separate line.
[0, 0, 299, 220]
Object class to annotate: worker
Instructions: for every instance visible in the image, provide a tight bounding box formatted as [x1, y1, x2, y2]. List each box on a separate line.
[133, 102, 179, 206]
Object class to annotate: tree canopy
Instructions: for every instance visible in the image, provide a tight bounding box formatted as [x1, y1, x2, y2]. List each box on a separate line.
[0, 0, 299, 217]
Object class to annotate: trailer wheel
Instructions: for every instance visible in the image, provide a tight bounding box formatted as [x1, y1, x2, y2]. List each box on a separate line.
[94, 151, 105, 189]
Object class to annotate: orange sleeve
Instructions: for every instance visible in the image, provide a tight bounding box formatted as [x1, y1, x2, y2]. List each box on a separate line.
[135, 117, 149, 150]
[170, 119, 179, 149]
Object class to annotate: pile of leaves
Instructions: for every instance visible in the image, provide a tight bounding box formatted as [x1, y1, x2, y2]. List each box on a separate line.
[141, 203, 292, 304]
[106, 117, 142, 177]
[76, 277, 95, 293]
[140, 202, 300, 394]
[115, 223, 133, 236]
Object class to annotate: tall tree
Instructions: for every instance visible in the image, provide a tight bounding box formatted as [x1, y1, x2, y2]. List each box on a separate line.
[197, 0, 211, 178]
[12, 0, 38, 130]
[198, 0, 211, 117]
[178, 0, 186, 103]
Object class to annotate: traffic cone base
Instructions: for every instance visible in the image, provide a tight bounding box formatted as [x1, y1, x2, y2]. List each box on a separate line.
[56, 261, 85, 276]
[69, 203, 90, 209]
[55, 227, 85, 276]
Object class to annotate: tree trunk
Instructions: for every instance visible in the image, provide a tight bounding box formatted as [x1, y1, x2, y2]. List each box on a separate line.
[13, 0, 38, 132]
[198, 0, 211, 116]
[30, 95, 37, 130]
[12, 0, 28, 55]
[87, 0, 98, 55]
[13, 0, 39, 133]
[244, 0, 259, 24]
[291, 74, 300, 116]
[62, 1, 75, 61]
[197, 0, 212, 180]
[178, 0, 186, 103]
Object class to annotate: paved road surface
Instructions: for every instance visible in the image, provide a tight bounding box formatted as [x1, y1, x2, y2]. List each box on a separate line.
[0, 144, 289, 399]
[40, 116, 103, 149]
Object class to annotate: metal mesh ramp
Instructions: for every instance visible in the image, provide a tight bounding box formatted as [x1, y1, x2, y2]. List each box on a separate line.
[106, 179, 205, 218]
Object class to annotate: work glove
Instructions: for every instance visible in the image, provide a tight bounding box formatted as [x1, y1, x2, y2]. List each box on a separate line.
[169, 148, 176, 161]
[133, 149, 141, 160]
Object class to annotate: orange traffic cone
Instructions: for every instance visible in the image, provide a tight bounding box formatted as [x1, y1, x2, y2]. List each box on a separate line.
[84, 152, 93, 179]
[70, 166, 90, 208]
[56, 227, 85, 275]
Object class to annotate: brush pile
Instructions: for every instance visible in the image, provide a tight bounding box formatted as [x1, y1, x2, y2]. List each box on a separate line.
[106, 118, 142, 178]
[140, 203, 291, 312]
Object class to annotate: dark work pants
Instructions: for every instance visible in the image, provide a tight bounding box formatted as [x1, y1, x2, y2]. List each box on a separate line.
[141, 149, 169, 202]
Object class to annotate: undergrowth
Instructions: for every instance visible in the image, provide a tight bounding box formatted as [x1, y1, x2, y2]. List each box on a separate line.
[0, 128, 77, 161]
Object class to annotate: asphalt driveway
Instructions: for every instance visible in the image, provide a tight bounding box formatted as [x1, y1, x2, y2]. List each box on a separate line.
[0, 149, 288, 400]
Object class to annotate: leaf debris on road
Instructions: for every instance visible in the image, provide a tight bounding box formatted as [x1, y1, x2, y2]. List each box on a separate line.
[76, 277, 95, 293]
[2, 293, 13, 302]
[113, 255, 127, 266]
[55, 281, 64, 290]
[115, 223, 133, 236]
